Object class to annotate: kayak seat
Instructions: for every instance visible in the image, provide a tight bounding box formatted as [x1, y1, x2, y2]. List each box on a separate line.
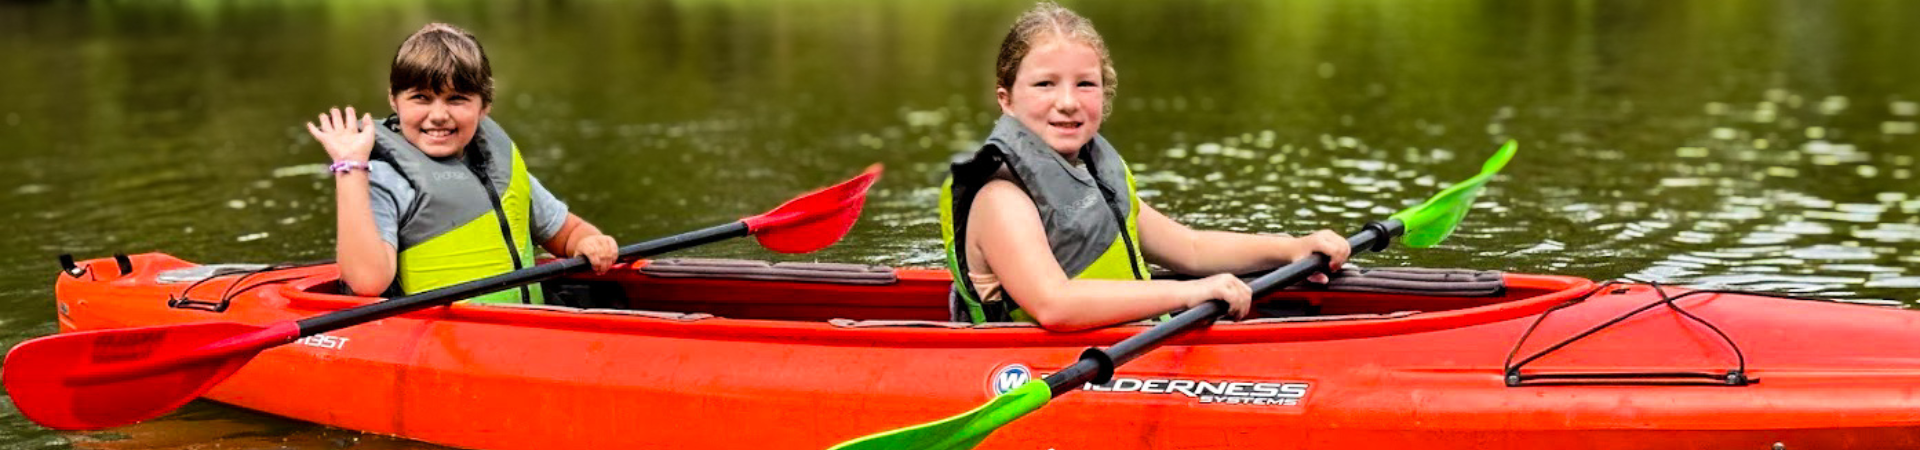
[638, 258, 897, 285]
[544, 279, 631, 309]
[618, 258, 947, 321]
[1289, 267, 1505, 297]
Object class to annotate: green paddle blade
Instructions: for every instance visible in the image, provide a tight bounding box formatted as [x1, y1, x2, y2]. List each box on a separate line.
[829, 380, 1052, 450]
[1389, 140, 1518, 248]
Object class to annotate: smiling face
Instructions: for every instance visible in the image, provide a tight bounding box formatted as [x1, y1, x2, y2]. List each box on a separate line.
[389, 88, 489, 158]
[386, 23, 494, 158]
[998, 36, 1107, 158]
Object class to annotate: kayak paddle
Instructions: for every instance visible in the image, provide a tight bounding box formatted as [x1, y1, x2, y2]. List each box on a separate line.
[4, 164, 883, 431]
[830, 140, 1517, 450]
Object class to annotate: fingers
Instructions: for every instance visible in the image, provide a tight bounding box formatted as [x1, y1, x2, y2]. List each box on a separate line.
[311, 108, 375, 161]
[1228, 277, 1252, 319]
[584, 235, 617, 274]
[587, 253, 610, 275]
[587, 244, 609, 273]
[1311, 230, 1350, 270]
[312, 107, 374, 140]
[589, 257, 610, 274]
[1200, 274, 1253, 320]
[1240, 278, 1252, 314]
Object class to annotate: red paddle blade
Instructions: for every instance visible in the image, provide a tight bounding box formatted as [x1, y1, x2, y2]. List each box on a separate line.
[742, 164, 883, 253]
[3, 321, 291, 430]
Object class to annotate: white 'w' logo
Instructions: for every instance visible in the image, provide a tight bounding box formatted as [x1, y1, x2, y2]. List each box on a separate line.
[991, 364, 1032, 395]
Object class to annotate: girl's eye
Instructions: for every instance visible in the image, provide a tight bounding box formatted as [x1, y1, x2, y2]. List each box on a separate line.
[1033, 81, 1054, 88]
[410, 94, 429, 101]
[1077, 81, 1098, 88]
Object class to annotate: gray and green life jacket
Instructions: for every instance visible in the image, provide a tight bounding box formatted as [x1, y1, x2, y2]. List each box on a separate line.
[373, 116, 543, 304]
[940, 116, 1150, 323]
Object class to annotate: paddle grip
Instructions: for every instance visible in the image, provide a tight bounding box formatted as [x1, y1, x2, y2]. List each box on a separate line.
[296, 221, 750, 336]
[1043, 220, 1403, 397]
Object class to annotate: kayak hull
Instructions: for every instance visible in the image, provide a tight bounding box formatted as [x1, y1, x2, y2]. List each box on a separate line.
[47, 254, 1920, 449]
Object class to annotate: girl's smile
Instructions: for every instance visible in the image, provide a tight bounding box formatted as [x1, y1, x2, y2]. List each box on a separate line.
[390, 88, 489, 158]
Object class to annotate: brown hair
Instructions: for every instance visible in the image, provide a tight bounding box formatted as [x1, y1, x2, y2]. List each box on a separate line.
[389, 23, 494, 105]
[995, 2, 1117, 115]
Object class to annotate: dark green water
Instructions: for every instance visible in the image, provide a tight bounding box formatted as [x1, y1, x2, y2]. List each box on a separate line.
[2, 0, 1918, 448]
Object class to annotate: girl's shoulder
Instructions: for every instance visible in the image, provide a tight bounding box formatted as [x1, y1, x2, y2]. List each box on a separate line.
[365, 161, 415, 195]
[973, 177, 1035, 212]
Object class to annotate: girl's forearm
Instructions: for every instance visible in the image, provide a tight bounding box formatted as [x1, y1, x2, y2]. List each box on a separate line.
[334, 173, 395, 296]
[544, 214, 605, 258]
[1015, 279, 1197, 332]
[1176, 230, 1300, 275]
[562, 220, 604, 257]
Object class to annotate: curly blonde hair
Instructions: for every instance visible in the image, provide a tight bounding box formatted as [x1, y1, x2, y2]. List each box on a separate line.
[995, 2, 1117, 116]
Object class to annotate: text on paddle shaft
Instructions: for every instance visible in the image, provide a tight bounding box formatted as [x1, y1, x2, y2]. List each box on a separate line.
[299, 334, 350, 350]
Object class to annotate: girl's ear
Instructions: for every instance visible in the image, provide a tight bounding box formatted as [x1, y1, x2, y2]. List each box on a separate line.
[996, 87, 1015, 116]
[387, 91, 400, 113]
[481, 102, 491, 117]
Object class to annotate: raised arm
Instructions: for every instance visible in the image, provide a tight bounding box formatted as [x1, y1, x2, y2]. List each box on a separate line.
[308, 106, 397, 296]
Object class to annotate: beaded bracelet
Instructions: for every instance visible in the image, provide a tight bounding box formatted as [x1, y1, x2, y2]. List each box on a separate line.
[330, 160, 369, 174]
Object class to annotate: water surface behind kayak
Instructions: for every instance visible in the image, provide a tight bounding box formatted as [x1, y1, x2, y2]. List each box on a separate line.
[2, 0, 1918, 448]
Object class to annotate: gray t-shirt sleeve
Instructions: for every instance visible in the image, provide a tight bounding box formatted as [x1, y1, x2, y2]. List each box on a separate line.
[528, 174, 570, 244]
[365, 161, 410, 249]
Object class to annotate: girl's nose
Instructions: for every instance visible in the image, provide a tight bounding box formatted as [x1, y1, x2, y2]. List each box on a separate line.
[1053, 89, 1079, 113]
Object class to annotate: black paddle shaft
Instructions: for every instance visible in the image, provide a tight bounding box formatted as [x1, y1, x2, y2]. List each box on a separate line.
[295, 221, 750, 336]
[1042, 219, 1405, 396]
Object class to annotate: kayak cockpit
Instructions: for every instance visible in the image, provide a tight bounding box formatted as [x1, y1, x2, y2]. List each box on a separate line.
[269, 258, 1595, 339]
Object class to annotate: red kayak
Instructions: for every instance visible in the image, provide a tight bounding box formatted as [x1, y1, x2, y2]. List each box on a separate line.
[43, 253, 1920, 449]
